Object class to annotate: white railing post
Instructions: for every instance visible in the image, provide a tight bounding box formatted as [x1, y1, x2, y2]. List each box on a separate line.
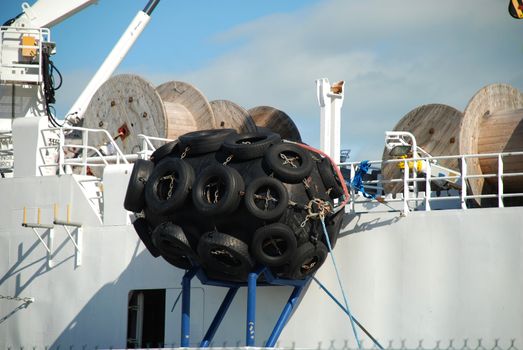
[141, 137, 148, 160]
[498, 154, 504, 208]
[58, 128, 65, 175]
[403, 159, 409, 215]
[461, 156, 467, 209]
[424, 159, 431, 211]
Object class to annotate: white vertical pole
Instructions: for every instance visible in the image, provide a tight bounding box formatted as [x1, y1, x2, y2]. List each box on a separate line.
[317, 79, 332, 157]
[316, 78, 344, 163]
[498, 154, 504, 208]
[461, 156, 467, 209]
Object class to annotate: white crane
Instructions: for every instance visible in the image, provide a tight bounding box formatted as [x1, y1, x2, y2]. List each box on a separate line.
[1, 0, 161, 124]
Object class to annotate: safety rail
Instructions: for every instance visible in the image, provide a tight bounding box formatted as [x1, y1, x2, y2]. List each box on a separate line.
[0, 26, 50, 83]
[138, 134, 173, 159]
[39, 126, 130, 176]
[341, 151, 523, 214]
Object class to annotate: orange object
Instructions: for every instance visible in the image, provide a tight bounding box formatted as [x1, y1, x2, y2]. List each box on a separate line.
[21, 35, 37, 57]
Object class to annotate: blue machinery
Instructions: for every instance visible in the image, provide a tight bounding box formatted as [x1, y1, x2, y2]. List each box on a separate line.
[179, 266, 309, 348]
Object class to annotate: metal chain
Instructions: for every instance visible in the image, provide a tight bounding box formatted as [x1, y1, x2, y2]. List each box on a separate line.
[223, 154, 234, 165]
[205, 182, 220, 204]
[0, 295, 35, 303]
[300, 198, 333, 227]
[160, 174, 176, 199]
[253, 188, 278, 211]
[279, 152, 299, 168]
[180, 146, 190, 159]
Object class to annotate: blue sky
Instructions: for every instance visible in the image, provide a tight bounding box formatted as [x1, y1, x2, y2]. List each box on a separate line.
[2, 0, 522, 160]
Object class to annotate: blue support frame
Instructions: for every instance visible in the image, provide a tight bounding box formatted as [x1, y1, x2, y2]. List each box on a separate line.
[199, 287, 238, 348]
[180, 268, 197, 347]
[179, 267, 309, 348]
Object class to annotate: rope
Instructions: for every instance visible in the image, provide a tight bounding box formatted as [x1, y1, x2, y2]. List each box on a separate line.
[320, 217, 362, 349]
[350, 160, 376, 199]
[312, 276, 384, 350]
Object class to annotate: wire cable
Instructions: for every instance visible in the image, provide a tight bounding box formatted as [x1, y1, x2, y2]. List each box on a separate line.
[320, 218, 362, 349]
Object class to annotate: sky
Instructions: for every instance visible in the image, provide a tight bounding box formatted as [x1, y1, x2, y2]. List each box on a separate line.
[1, 0, 522, 160]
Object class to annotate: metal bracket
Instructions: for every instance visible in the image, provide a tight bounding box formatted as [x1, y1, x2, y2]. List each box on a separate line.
[22, 223, 54, 268]
[54, 220, 83, 267]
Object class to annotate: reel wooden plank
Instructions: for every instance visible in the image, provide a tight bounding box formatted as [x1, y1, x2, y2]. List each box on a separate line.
[82, 74, 167, 155]
[209, 100, 257, 133]
[461, 83, 523, 200]
[248, 106, 302, 142]
[156, 81, 215, 139]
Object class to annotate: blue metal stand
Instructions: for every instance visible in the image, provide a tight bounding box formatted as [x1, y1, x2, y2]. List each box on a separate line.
[179, 267, 309, 348]
[199, 287, 238, 347]
[180, 268, 197, 347]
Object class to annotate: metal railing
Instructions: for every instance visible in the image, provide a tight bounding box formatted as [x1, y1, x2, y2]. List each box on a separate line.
[138, 133, 173, 159]
[342, 151, 523, 214]
[39, 126, 130, 176]
[0, 26, 50, 83]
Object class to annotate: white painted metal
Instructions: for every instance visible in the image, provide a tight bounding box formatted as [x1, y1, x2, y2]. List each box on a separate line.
[66, 11, 152, 121]
[12, 116, 49, 176]
[317, 78, 344, 164]
[13, 0, 98, 29]
[0, 27, 50, 84]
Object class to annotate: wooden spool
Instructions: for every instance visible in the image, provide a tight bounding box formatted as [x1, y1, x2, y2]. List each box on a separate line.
[381, 104, 464, 194]
[248, 106, 302, 142]
[83, 74, 167, 155]
[209, 100, 257, 133]
[461, 84, 523, 198]
[83, 76, 216, 155]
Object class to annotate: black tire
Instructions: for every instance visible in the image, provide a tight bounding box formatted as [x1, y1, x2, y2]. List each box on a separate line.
[150, 140, 179, 164]
[124, 159, 154, 212]
[251, 223, 297, 267]
[179, 129, 236, 156]
[197, 231, 254, 276]
[192, 164, 244, 216]
[287, 241, 328, 280]
[317, 157, 344, 198]
[132, 218, 161, 257]
[222, 132, 281, 160]
[244, 177, 289, 221]
[145, 158, 194, 215]
[152, 222, 198, 269]
[264, 143, 313, 183]
[162, 254, 192, 270]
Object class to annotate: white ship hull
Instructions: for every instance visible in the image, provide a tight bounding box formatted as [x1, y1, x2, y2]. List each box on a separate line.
[0, 171, 521, 349]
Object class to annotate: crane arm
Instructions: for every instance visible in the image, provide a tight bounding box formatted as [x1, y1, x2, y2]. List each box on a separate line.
[12, 0, 98, 29]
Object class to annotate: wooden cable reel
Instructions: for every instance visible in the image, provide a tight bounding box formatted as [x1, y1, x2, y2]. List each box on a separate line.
[249, 106, 302, 142]
[461, 83, 523, 201]
[210, 100, 257, 133]
[83, 75, 216, 156]
[381, 84, 523, 205]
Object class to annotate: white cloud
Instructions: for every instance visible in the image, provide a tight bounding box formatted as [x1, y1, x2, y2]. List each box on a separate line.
[57, 0, 523, 161]
[168, 0, 522, 160]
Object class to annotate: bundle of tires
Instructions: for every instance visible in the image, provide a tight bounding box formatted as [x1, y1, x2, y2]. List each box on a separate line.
[124, 128, 345, 282]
